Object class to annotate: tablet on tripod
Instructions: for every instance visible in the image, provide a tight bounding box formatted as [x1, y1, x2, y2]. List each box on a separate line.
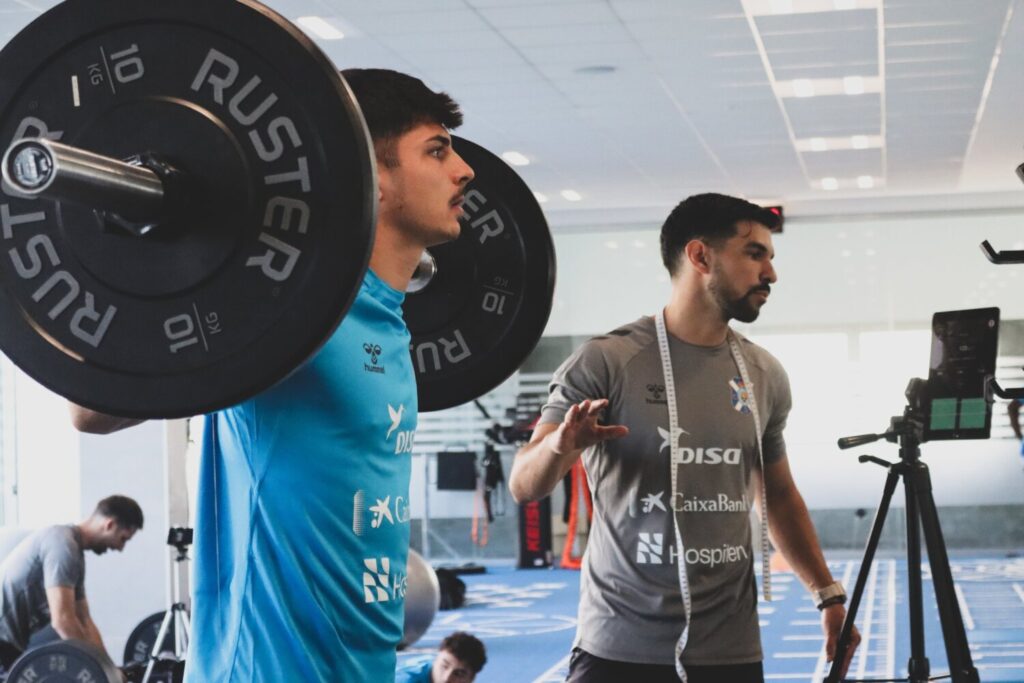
[924, 307, 999, 441]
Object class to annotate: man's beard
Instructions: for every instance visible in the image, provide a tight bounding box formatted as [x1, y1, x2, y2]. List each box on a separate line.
[710, 269, 769, 323]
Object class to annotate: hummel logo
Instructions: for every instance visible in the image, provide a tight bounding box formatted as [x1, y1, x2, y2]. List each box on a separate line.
[363, 558, 391, 603]
[646, 383, 664, 399]
[387, 404, 404, 440]
[363, 342, 385, 374]
[363, 343, 382, 364]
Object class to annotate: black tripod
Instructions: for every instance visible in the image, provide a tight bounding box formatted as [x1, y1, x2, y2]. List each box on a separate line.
[826, 380, 979, 683]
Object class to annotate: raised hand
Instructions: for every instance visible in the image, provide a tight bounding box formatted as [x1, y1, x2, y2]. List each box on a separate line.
[546, 398, 629, 456]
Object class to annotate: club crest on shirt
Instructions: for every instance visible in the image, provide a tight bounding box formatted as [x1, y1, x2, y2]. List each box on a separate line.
[729, 376, 753, 414]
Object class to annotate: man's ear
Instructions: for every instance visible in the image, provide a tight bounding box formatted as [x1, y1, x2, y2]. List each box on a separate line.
[684, 240, 712, 275]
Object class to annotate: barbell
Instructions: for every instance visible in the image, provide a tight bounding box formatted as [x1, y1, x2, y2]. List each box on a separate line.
[0, 0, 555, 417]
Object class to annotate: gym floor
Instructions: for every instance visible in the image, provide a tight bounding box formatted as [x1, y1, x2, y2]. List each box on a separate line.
[397, 554, 1024, 683]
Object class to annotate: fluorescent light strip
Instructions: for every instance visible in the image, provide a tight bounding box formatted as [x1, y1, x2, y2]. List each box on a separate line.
[774, 76, 882, 98]
[795, 135, 883, 152]
[813, 176, 884, 190]
[560, 189, 582, 202]
[297, 16, 345, 40]
[743, 0, 878, 15]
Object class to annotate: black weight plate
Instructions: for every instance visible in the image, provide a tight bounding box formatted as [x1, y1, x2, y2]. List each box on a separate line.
[404, 137, 555, 412]
[7, 639, 121, 682]
[0, 0, 375, 418]
[123, 610, 175, 665]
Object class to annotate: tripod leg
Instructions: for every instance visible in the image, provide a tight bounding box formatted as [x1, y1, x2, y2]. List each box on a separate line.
[825, 467, 900, 683]
[179, 606, 191, 654]
[904, 472, 930, 682]
[911, 467, 980, 683]
[142, 609, 175, 683]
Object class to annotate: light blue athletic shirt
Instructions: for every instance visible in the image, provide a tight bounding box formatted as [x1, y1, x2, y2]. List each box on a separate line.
[186, 269, 418, 682]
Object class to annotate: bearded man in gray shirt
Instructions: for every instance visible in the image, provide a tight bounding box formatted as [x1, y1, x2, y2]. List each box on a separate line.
[0, 494, 142, 673]
[509, 194, 861, 683]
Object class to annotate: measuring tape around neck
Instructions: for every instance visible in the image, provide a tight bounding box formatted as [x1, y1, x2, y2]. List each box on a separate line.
[654, 310, 772, 680]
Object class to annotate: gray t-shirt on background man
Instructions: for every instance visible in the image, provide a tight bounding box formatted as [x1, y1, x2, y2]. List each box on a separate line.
[541, 316, 792, 667]
[0, 525, 86, 650]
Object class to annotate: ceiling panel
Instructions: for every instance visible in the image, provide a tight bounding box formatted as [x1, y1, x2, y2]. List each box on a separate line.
[0, 0, 1019, 224]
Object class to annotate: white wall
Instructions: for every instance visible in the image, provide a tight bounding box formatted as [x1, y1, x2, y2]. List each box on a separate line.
[13, 367, 79, 525]
[546, 209, 1024, 336]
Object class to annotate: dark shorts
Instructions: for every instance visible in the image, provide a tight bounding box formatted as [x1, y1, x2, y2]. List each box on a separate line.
[566, 648, 764, 683]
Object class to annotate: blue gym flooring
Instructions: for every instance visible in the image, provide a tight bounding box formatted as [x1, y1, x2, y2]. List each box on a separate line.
[396, 556, 1024, 683]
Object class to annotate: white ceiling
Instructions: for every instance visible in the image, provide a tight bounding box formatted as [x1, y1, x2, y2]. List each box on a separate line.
[1, 0, 1023, 228]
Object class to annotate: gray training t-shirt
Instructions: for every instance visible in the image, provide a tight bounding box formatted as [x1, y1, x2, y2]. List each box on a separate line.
[0, 525, 86, 650]
[541, 316, 792, 667]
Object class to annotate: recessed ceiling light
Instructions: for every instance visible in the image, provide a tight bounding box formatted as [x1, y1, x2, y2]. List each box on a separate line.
[770, 0, 794, 13]
[605, 240, 619, 250]
[851, 135, 869, 149]
[501, 151, 530, 167]
[561, 189, 582, 201]
[793, 79, 815, 98]
[843, 76, 865, 95]
[632, 240, 646, 248]
[821, 177, 839, 190]
[857, 175, 874, 189]
[533, 192, 548, 203]
[810, 137, 828, 151]
[296, 16, 345, 40]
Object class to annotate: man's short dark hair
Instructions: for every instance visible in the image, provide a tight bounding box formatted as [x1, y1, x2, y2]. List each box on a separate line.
[440, 631, 486, 673]
[341, 68, 463, 168]
[660, 193, 780, 276]
[95, 495, 144, 531]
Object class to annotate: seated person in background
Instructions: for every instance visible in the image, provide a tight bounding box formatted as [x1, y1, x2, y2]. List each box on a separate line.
[0, 494, 143, 673]
[397, 631, 487, 683]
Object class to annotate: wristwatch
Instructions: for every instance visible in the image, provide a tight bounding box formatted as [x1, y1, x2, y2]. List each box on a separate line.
[812, 581, 846, 610]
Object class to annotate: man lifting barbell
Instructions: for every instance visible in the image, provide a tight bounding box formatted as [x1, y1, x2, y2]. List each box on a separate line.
[0, 495, 142, 677]
[0, 1, 556, 680]
[67, 67, 473, 681]
[510, 194, 862, 682]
